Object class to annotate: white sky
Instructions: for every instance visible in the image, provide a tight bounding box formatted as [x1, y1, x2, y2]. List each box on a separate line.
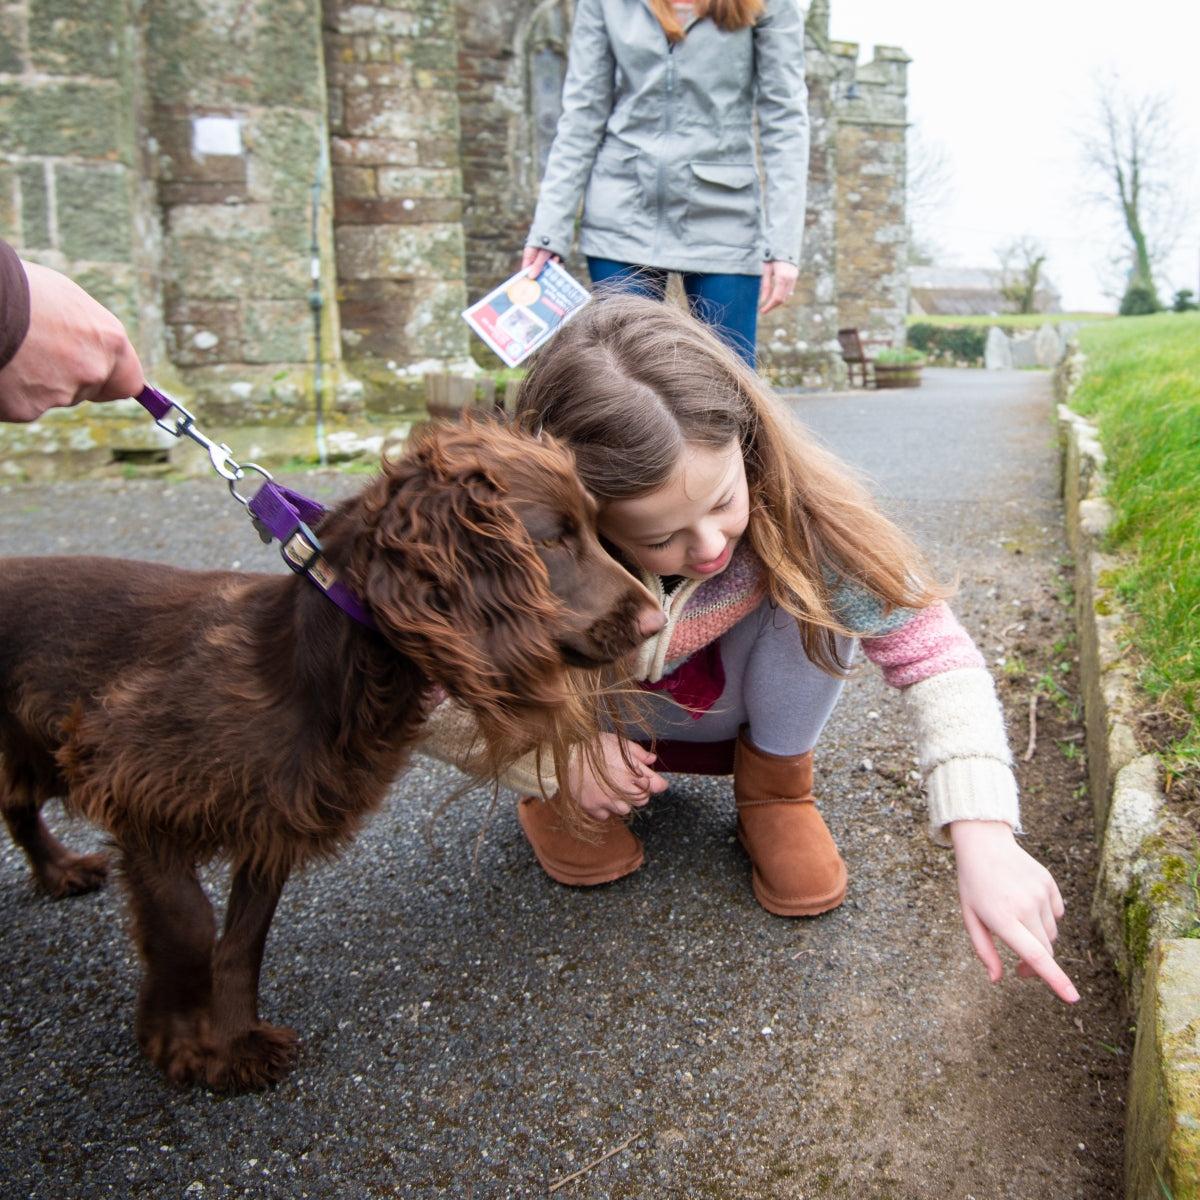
[829, 0, 1200, 312]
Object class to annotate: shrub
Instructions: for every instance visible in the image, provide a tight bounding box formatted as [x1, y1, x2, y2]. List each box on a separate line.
[1173, 289, 1198, 313]
[905, 323, 988, 365]
[874, 346, 924, 364]
[1119, 283, 1160, 316]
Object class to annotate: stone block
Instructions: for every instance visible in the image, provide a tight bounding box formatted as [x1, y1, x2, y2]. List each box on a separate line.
[410, 38, 458, 73]
[56, 164, 134, 262]
[400, 277, 470, 360]
[166, 207, 310, 302]
[166, 299, 245, 367]
[72, 263, 139, 335]
[327, 6, 416, 37]
[325, 59, 415, 92]
[333, 165, 379, 200]
[330, 137, 421, 168]
[338, 277, 415, 359]
[376, 165, 461, 199]
[335, 222, 464, 281]
[17, 163, 50, 249]
[342, 89, 459, 142]
[1126, 940, 1200, 1200]
[28, 0, 121, 78]
[245, 108, 328, 205]
[0, 167, 15, 241]
[242, 300, 313, 364]
[0, 83, 125, 159]
[0, 9, 23, 74]
[335, 196, 463, 226]
[146, 0, 323, 109]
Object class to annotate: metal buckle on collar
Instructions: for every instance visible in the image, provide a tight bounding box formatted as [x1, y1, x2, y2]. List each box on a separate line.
[281, 525, 322, 575]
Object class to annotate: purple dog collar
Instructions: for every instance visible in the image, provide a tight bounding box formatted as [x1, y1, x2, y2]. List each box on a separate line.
[246, 480, 378, 631]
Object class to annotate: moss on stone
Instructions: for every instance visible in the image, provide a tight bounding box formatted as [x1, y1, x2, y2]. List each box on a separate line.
[1125, 884, 1153, 972]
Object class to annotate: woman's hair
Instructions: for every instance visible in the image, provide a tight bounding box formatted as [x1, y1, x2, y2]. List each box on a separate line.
[515, 294, 947, 674]
[647, 0, 765, 43]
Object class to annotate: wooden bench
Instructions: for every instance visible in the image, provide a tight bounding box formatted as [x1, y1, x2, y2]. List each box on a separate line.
[837, 328, 874, 387]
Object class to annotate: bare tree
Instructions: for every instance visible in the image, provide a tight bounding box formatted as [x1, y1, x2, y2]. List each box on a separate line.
[996, 235, 1049, 314]
[906, 124, 954, 266]
[1078, 71, 1187, 312]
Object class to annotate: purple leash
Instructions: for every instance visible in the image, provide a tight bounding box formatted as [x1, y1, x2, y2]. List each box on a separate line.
[136, 384, 378, 631]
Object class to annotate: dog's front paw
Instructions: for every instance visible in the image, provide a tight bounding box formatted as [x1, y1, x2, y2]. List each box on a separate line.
[205, 1022, 300, 1093]
[37, 850, 109, 897]
[137, 1010, 216, 1088]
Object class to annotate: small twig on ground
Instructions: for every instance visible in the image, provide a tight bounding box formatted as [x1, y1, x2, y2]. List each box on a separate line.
[1023, 691, 1038, 762]
[548, 1134, 638, 1193]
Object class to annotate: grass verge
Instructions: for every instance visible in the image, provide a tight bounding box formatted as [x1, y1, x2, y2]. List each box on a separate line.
[1069, 312, 1200, 775]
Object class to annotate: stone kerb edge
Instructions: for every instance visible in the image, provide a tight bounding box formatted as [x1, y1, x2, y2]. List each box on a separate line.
[1056, 352, 1200, 1197]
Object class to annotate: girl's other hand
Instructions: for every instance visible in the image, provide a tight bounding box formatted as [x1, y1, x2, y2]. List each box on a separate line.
[569, 733, 668, 820]
[950, 819, 1080, 1004]
[521, 246, 560, 279]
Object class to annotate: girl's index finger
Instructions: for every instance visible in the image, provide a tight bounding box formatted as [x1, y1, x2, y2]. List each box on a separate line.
[997, 920, 1080, 1004]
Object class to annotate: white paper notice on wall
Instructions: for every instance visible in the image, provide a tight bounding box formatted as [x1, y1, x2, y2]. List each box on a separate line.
[192, 116, 243, 158]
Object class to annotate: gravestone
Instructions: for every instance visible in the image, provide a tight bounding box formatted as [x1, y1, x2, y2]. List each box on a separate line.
[1010, 332, 1038, 368]
[1035, 323, 1064, 366]
[984, 326, 1013, 370]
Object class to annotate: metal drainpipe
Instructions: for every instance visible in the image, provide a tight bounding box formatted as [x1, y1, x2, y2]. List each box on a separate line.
[309, 157, 328, 468]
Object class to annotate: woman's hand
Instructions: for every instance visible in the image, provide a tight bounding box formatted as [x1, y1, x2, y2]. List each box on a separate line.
[758, 259, 799, 314]
[568, 733, 668, 820]
[521, 246, 561, 279]
[950, 820, 1079, 1003]
[0, 261, 144, 423]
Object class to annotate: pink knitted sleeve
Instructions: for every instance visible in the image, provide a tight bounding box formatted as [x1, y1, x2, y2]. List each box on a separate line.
[860, 600, 985, 689]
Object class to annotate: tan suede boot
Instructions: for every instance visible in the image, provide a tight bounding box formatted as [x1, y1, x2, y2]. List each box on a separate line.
[733, 730, 847, 916]
[517, 796, 644, 886]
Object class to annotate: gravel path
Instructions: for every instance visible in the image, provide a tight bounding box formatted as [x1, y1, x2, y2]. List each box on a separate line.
[0, 369, 1128, 1198]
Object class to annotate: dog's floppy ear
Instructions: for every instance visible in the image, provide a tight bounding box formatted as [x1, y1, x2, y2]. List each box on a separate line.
[345, 422, 570, 736]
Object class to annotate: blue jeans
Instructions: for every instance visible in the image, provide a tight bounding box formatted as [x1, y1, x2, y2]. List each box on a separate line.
[586, 257, 760, 366]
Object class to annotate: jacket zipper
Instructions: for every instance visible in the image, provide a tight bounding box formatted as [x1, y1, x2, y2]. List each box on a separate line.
[656, 44, 676, 262]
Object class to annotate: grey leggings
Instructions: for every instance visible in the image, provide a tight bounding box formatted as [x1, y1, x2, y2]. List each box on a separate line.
[633, 597, 854, 757]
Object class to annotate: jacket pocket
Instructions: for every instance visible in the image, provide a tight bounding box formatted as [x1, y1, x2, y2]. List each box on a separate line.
[582, 141, 643, 234]
[683, 162, 761, 250]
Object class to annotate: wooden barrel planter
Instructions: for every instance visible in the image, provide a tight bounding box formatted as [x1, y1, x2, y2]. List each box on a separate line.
[872, 360, 924, 389]
[424, 373, 503, 420]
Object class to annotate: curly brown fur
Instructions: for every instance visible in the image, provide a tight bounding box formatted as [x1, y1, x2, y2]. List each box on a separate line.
[0, 416, 662, 1092]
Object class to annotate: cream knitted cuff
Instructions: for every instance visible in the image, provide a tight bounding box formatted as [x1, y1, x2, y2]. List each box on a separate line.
[418, 699, 557, 796]
[901, 666, 1022, 843]
[923, 757, 1022, 846]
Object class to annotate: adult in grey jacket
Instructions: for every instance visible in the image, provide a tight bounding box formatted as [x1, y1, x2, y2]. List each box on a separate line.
[522, 0, 809, 365]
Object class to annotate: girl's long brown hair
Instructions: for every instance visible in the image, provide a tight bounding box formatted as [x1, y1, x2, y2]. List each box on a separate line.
[646, 0, 765, 43]
[515, 294, 947, 675]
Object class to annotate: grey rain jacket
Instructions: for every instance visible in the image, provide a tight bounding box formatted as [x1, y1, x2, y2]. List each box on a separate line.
[527, 0, 809, 277]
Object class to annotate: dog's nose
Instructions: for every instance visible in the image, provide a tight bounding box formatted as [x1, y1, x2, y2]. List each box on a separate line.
[638, 604, 667, 638]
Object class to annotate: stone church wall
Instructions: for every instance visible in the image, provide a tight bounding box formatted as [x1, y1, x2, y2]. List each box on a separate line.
[0, 0, 910, 420]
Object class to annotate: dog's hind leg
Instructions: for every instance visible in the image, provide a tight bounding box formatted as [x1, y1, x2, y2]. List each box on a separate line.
[120, 841, 220, 1088]
[1, 790, 108, 897]
[205, 860, 298, 1092]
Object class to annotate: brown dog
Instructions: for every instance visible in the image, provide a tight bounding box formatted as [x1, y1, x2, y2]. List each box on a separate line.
[0, 418, 663, 1091]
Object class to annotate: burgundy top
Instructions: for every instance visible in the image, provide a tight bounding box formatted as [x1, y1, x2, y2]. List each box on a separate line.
[0, 240, 31, 372]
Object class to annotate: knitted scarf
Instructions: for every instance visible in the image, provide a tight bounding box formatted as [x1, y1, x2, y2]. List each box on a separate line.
[631, 539, 767, 683]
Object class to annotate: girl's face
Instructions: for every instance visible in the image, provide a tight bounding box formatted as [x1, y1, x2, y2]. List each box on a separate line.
[599, 441, 750, 580]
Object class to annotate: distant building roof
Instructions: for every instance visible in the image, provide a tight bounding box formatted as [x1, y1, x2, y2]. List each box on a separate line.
[909, 266, 1062, 317]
